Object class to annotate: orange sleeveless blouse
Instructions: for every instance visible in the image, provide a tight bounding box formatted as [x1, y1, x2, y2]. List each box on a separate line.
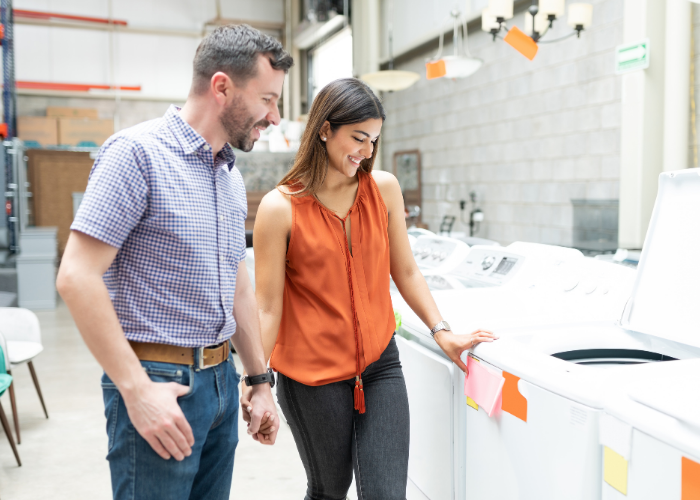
[269, 171, 395, 412]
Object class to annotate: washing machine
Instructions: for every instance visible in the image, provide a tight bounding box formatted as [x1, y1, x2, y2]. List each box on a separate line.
[407, 227, 436, 239]
[598, 359, 700, 499]
[462, 168, 700, 500]
[410, 234, 471, 276]
[393, 242, 637, 500]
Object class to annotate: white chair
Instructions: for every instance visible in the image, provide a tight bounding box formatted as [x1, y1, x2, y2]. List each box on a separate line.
[0, 307, 48, 444]
[0, 330, 21, 465]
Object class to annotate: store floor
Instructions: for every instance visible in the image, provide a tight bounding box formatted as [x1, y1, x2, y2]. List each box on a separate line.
[0, 300, 308, 499]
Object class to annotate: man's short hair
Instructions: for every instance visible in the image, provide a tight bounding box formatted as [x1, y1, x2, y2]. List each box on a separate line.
[192, 24, 293, 94]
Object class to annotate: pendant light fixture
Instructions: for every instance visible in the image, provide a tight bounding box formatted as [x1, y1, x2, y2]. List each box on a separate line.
[481, 0, 593, 60]
[426, 10, 482, 80]
[361, 0, 420, 92]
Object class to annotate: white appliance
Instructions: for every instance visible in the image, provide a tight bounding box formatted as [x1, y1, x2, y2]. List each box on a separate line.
[410, 234, 471, 276]
[463, 168, 700, 500]
[599, 360, 700, 499]
[393, 242, 637, 500]
[407, 227, 436, 239]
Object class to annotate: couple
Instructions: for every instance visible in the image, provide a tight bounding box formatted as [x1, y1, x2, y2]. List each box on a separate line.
[57, 25, 496, 500]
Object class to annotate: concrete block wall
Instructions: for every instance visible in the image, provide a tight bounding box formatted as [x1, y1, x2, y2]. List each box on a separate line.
[380, 0, 623, 247]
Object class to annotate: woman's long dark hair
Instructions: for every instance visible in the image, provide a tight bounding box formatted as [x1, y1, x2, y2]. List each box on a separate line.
[278, 78, 386, 196]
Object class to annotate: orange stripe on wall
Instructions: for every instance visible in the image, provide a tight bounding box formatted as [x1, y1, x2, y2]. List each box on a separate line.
[14, 9, 128, 26]
[16, 81, 141, 92]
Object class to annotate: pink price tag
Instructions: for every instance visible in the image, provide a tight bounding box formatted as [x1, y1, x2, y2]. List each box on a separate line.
[464, 356, 505, 417]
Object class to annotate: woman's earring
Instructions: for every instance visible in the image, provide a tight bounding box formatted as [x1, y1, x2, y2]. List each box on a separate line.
[322, 137, 326, 141]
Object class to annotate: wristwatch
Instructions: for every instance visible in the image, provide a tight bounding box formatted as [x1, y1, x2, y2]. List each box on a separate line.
[429, 320, 451, 338]
[244, 368, 276, 388]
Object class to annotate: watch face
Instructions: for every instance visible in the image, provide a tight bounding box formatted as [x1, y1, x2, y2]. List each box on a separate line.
[443, 321, 451, 330]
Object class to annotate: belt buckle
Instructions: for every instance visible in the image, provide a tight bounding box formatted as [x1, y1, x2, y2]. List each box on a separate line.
[198, 346, 215, 370]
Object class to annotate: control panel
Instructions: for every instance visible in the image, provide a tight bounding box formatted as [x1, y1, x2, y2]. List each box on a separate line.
[449, 247, 526, 287]
[411, 235, 470, 273]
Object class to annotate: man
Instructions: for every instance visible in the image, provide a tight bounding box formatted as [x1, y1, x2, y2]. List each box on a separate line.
[57, 25, 293, 499]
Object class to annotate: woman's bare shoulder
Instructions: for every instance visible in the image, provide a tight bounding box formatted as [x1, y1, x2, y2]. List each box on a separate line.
[371, 170, 401, 201]
[371, 169, 398, 186]
[257, 187, 293, 226]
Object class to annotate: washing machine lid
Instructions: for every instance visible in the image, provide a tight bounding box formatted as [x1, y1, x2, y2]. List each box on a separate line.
[627, 361, 700, 428]
[621, 169, 700, 348]
[603, 360, 700, 457]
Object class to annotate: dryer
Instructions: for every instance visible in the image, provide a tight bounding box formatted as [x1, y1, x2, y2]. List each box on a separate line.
[393, 243, 636, 500]
[598, 359, 700, 499]
[462, 169, 700, 500]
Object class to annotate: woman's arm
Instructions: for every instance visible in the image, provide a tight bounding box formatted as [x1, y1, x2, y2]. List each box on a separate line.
[372, 170, 497, 372]
[253, 188, 292, 362]
[240, 188, 292, 435]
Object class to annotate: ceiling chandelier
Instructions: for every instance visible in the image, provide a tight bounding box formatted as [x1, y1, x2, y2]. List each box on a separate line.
[426, 10, 483, 80]
[361, 0, 420, 92]
[482, 0, 593, 60]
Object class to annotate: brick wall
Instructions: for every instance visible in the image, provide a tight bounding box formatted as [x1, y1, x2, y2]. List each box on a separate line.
[380, 0, 623, 247]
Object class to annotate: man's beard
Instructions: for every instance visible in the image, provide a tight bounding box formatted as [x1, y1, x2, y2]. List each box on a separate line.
[219, 96, 270, 152]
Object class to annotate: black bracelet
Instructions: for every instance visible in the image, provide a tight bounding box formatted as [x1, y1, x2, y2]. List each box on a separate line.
[244, 368, 275, 388]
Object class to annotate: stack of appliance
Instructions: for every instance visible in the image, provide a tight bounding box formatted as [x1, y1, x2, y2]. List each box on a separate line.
[459, 168, 700, 500]
[392, 241, 638, 499]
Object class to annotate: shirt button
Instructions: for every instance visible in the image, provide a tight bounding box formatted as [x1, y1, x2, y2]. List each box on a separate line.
[203, 145, 211, 151]
[220, 215, 225, 221]
[220, 256, 225, 263]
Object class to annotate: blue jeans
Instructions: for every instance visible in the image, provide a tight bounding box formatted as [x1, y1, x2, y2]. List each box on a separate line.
[101, 353, 240, 500]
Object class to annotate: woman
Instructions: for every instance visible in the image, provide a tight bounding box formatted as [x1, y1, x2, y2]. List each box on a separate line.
[242, 78, 497, 500]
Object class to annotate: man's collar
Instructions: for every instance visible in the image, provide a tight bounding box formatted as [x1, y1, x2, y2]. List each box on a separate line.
[165, 105, 236, 171]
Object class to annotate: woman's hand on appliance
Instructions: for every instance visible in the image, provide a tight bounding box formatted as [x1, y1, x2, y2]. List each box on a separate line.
[433, 329, 498, 372]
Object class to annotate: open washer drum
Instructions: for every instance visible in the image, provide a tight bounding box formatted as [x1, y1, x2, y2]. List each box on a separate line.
[464, 169, 700, 500]
[393, 242, 637, 500]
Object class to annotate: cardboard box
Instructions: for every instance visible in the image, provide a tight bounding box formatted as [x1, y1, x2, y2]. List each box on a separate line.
[18, 116, 58, 147]
[46, 107, 99, 119]
[58, 118, 114, 147]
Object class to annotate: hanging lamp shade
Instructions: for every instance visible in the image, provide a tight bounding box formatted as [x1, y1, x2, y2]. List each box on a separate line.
[539, 0, 565, 18]
[426, 56, 482, 80]
[481, 8, 500, 32]
[488, 0, 514, 20]
[568, 3, 593, 28]
[361, 70, 420, 92]
[428, 9, 482, 81]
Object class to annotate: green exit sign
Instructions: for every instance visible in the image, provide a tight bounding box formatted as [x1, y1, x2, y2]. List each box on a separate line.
[615, 39, 650, 75]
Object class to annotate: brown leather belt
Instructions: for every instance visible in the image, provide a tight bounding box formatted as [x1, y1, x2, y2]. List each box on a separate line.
[129, 340, 229, 369]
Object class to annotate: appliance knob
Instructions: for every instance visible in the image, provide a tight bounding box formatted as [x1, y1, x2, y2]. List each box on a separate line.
[481, 255, 496, 270]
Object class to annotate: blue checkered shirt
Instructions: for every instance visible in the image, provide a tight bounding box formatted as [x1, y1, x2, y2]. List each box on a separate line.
[71, 105, 247, 347]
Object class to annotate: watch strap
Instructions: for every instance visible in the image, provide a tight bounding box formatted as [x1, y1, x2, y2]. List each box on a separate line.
[244, 368, 276, 388]
[429, 320, 451, 337]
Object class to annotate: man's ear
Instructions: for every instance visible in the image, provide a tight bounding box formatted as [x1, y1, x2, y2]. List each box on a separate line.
[210, 72, 233, 104]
